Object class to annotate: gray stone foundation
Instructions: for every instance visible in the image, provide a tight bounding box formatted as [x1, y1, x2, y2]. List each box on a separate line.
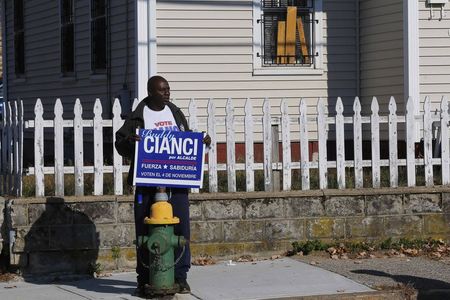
[1, 187, 449, 275]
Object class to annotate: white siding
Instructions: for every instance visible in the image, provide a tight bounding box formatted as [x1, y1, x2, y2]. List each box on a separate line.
[156, 0, 358, 140]
[359, 0, 404, 115]
[419, 0, 450, 112]
[4, 0, 136, 121]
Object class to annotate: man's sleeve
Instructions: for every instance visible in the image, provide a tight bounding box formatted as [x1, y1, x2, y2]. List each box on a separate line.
[115, 119, 135, 158]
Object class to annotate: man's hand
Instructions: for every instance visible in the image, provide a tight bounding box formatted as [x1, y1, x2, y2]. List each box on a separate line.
[127, 133, 141, 143]
[203, 134, 211, 147]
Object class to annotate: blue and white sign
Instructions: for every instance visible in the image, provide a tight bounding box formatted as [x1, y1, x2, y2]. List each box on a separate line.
[133, 129, 205, 188]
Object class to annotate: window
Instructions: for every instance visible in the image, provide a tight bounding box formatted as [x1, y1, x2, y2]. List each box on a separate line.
[61, 0, 74, 74]
[13, 0, 25, 76]
[91, 0, 107, 73]
[253, 0, 323, 75]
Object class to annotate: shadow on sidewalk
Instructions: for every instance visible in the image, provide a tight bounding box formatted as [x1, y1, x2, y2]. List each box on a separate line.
[352, 269, 450, 300]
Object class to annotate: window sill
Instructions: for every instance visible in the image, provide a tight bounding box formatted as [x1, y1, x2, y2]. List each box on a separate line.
[60, 76, 76, 83]
[253, 67, 324, 76]
[90, 74, 107, 81]
[14, 77, 26, 83]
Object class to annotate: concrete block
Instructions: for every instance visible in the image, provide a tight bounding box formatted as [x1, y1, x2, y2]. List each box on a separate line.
[10, 202, 28, 227]
[442, 193, 450, 214]
[191, 221, 223, 242]
[189, 201, 203, 221]
[203, 200, 243, 220]
[71, 202, 116, 224]
[117, 202, 134, 223]
[28, 203, 73, 225]
[424, 214, 450, 235]
[345, 217, 384, 238]
[306, 218, 345, 239]
[118, 247, 136, 270]
[366, 194, 403, 215]
[13, 226, 50, 252]
[285, 197, 324, 218]
[244, 198, 285, 219]
[97, 224, 134, 248]
[49, 224, 97, 250]
[324, 196, 364, 216]
[223, 220, 264, 242]
[383, 216, 423, 237]
[264, 219, 305, 241]
[405, 194, 441, 213]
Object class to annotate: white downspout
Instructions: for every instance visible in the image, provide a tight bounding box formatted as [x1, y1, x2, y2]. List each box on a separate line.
[135, 0, 157, 102]
[403, 0, 420, 115]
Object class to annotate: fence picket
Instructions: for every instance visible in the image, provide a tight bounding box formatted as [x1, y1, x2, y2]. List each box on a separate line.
[299, 99, 310, 190]
[93, 99, 104, 195]
[317, 98, 327, 189]
[34, 99, 45, 197]
[353, 97, 363, 188]
[132, 98, 139, 111]
[0, 103, 4, 194]
[6, 102, 12, 194]
[226, 98, 236, 192]
[335, 97, 345, 189]
[281, 99, 291, 191]
[207, 99, 218, 192]
[406, 96, 416, 186]
[188, 98, 200, 193]
[371, 97, 380, 188]
[74, 99, 84, 196]
[441, 96, 450, 185]
[13, 101, 19, 196]
[54, 99, 64, 196]
[423, 97, 434, 186]
[18, 100, 24, 196]
[244, 98, 255, 192]
[112, 99, 123, 195]
[389, 97, 398, 187]
[263, 98, 273, 192]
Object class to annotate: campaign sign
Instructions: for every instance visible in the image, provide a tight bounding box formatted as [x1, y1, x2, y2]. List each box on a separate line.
[133, 129, 205, 188]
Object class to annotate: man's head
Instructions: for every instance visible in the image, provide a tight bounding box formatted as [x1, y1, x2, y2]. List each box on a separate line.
[147, 75, 170, 110]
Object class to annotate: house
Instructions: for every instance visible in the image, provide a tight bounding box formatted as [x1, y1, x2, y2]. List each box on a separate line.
[1, 0, 449, 143]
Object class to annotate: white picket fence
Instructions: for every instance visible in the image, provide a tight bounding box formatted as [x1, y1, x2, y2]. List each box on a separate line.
[0, 95, 449, 197]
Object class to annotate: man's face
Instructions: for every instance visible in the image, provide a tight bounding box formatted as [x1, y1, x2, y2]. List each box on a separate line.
[150, 79, 170, 104]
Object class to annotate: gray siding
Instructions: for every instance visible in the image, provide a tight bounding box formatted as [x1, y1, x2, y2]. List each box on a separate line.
[419, 0, 450, 111]
[359, 0, 404, 114]
[4, 0, 135, 121]
[156, 0, 358, 124]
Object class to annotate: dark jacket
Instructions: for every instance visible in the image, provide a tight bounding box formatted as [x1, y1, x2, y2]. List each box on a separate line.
[115, 97, 190, 185]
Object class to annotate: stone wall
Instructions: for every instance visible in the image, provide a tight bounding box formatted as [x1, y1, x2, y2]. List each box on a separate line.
[1, 187, 450, 275]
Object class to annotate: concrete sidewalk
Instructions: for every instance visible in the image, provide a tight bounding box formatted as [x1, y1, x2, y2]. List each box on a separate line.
[0, 258, 376, 300]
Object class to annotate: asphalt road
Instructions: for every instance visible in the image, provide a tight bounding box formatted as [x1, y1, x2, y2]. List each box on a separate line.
[293, 254, 450, 299]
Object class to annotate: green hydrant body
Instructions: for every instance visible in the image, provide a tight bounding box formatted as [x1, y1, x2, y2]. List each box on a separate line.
[137, 188, 186, 296]
[138, 225, 185, 295]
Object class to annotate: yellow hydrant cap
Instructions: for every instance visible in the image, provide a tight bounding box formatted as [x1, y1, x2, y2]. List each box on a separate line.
[145, 201, 180, 225]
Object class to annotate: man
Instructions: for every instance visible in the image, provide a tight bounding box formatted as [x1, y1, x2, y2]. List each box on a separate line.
[115, 75, 211, 295]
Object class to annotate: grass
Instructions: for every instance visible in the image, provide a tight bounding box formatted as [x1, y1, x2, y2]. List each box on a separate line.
[17, 163, 444, 196]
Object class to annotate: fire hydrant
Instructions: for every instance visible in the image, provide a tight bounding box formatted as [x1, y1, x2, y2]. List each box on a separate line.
[137, 188, 186, 296]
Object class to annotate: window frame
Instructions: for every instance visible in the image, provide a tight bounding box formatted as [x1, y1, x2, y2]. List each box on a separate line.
[60, 0, 75, 76]
[90, 0, 107, 74]
[252, 0, 323, 76]
[13, 0, 25, 77]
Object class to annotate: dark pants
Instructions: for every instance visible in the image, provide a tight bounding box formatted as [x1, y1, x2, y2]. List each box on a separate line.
[134, 186, 191, 286]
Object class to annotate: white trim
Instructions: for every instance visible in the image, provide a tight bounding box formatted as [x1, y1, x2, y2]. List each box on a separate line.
[2, 0, 8, 100]
[252, 0, 323, 76]
[148, 0, 157, 78]
[135, 0, 157, 101]
[403, 0, 420, 115]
